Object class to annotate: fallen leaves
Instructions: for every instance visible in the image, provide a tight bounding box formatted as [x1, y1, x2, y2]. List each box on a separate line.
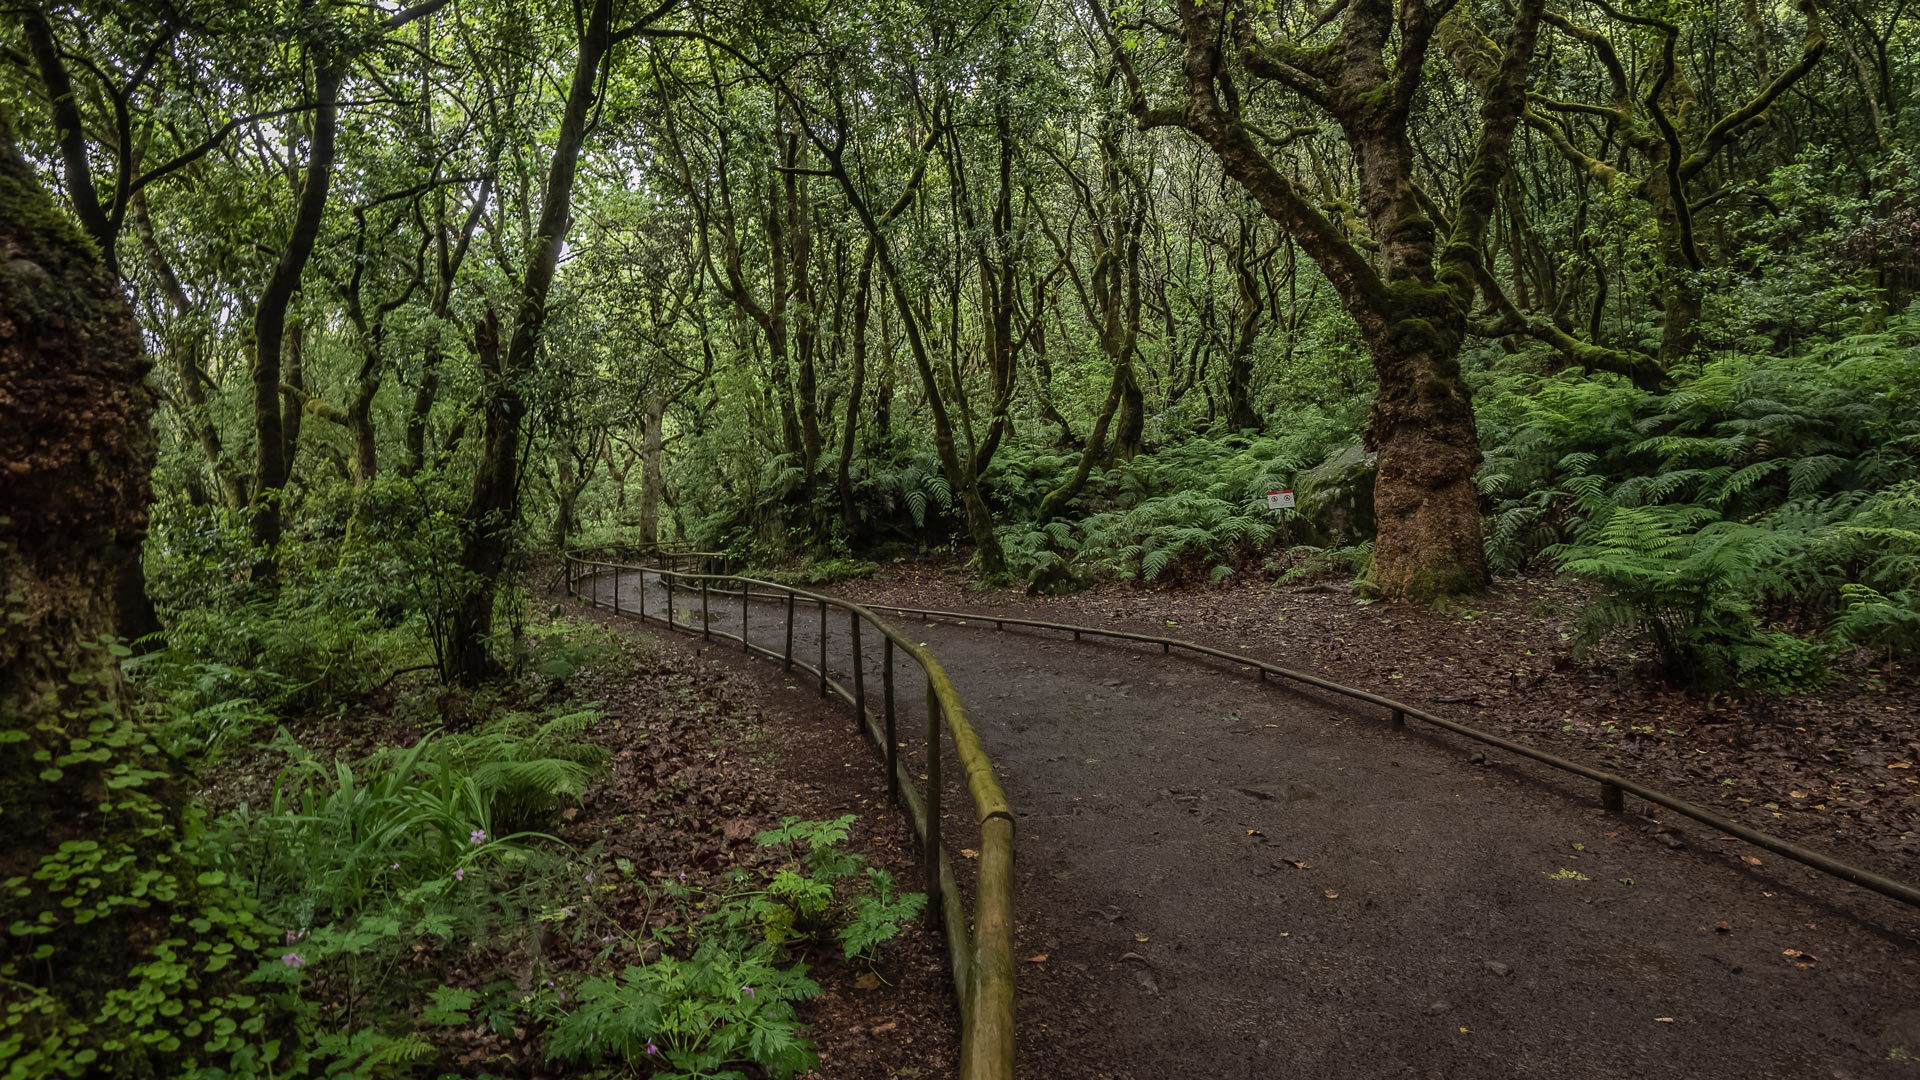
[1323, 890, 1340, 900]
[1026, 954, 1048, 964]
[1739, 855, 1764, 866]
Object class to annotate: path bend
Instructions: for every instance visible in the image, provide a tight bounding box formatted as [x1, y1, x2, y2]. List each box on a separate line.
[580, 568, 1920, 1080]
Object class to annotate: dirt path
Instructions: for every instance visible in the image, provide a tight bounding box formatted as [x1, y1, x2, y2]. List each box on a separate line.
[578, 569, 1920, 1079]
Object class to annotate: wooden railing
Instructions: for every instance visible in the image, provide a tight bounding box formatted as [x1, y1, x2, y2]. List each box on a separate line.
[563, 552, 1015, 1080]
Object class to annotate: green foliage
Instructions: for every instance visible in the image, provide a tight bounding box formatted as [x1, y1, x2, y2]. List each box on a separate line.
[1825, 482, 1920, 657]
[992, 418, 1358, 589]
[839, 869, 927, 962]
[542, 816, 916, 1078]
[1475, 313, 1920, 689]
[1550, 505, 1830, 692]
[544, 943, 821, 1079]
[710, 816, 918, 954]
[222, 704, 605, 925]
[1274, 541, 1375, 588]
[1, 646, 293, 1080]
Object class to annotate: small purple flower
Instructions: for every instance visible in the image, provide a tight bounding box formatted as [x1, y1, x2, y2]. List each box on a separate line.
[740, 984, 754, 998]
[281, 952, 304, 969]
[284, 929, 297, 944]
[470, 828, 487, 844]
[391, 862, 400, 869]
[455, 868, 465, 882]
[677, 872, 687, 884]
[584, 873, 595, 883]
[646, 1040, 659, 1056]
[599, 934, 617, 943]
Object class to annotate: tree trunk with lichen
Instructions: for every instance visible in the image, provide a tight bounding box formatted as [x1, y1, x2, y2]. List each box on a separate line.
[446, 0, 614, 682]
[1360, 304, 1488, 598]
[0, 117, 287, 1078]
[249, 60, 342, 575]
[0, 125, 155, 750]
[1110, 0, 1544, 599]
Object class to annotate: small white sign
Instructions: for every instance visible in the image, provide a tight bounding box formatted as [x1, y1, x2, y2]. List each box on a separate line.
[1267, 489, 1295, 510]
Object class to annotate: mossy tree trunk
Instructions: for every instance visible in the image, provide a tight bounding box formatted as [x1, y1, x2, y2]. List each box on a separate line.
[446, 0, 621, 682]
[249, 57, 343, 575]
[1104, 0, 1549, 599]
[1, 116, 285, 1078]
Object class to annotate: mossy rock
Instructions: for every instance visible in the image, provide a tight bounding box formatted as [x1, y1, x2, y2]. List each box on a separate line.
[1293, 442, 1377, 546]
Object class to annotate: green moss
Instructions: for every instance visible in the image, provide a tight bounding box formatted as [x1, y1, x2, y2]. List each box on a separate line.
[1389, 560, 1488, 603]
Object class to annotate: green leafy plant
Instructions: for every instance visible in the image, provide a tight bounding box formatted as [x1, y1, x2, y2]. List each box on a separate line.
[544, 942, 821, 1079]
[839, 869, 927, 962]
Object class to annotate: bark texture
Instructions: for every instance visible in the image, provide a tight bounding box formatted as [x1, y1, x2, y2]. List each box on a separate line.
[446, 0, 614, 681]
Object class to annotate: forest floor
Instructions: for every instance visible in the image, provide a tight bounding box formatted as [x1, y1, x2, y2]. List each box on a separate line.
[197, 616, 958, 1080]
[578, 562, 1920, 1079]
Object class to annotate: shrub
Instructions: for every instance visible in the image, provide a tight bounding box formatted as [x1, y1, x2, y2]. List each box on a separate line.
[544, 943, 820, 1078]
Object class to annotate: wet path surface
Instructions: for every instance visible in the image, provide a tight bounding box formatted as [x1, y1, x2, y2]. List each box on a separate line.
[579, 569, 1920, 1079]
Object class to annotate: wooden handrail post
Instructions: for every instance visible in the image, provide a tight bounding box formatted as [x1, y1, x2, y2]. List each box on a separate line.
[850, 613, 865, 731]
[612, 564, 620, 615]
[883, 637, 898, 804]
[964, 815, 1016, 1080]
[925, 676, 942, 928]
[666, 573, 675, 630]
[784, 590, 796, 671]
[740, 580, 750, 653]
[637, 567, 646, 622]
[701, 579, 710, 640]
[818, 599, 829, 697]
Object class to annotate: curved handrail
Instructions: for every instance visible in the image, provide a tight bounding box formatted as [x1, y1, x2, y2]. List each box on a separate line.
[562, 553, 1014, 1080]
[851, 598, 1920, 912]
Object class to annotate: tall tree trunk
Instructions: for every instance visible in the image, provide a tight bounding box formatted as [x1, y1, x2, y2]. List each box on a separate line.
[1223, 221, 1263, 431]
[1038, 367, 1125, 519]
[838, 243, 877, 534]
[1, 117, 284, 1077]
[1363, 315, 1486, 598]
[1111, 357, 1145, 461]
[638, 391, 666, 548]
[1108, 0, 1545, 598]
[249, 57, 343, 575]
[446, 0, 614, 682]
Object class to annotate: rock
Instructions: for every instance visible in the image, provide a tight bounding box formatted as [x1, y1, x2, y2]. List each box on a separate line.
[1292, 442, 1378, 546]
[1484, 961, 1512, 977]
[1424, 1000, 1451, 1015]
[1469, 752, 1488, 765]
[1661, 833, 1686, 850]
